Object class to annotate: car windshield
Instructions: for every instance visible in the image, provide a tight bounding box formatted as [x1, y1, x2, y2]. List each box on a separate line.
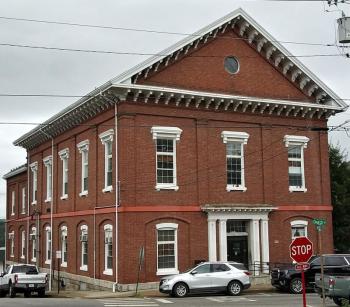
[12, 265, 38, 274]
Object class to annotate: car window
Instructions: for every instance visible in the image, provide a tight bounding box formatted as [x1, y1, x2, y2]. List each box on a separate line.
[12, 265, 38, 274]
[325, 256, 347, 266]
[310, 257, 321, 266]
[345, 256, 350, 264]
[194, 264, 211, 274]
[229, 263, 247, 271]
[212, 264, 230, 272]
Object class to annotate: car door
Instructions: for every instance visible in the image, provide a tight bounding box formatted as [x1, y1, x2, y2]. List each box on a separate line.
[306, 257, 321, 285]
[210, 263, 233, 291]
[187, 264, 212, 292]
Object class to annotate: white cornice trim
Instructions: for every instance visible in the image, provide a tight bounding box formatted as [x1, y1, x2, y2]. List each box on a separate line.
[58, 148, 69, 159]
[284, 135, 310, 148]
[99, 129, 114, 144]
[221, 131, 249, 144]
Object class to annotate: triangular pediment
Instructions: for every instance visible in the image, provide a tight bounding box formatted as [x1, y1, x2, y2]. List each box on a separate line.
[111, 8, 346, 109]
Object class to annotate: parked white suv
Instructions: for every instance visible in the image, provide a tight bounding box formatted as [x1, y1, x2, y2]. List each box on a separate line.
[159, 261, 251, 297]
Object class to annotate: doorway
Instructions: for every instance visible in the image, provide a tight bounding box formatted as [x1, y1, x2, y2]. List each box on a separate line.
[227, 236, 248, 267]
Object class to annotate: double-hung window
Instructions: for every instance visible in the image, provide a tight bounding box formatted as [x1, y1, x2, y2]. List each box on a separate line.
[156, 223, 179, 275]
[43, 156, 53, 202]
[221, 131, 249, 192]
[77, 140, 89, 196]
[11, 190, 15, 216]
[21, 230, 25, 259]
[151, 127, 182, 191]
[21, 187, 26, 214]
[45, 226, 51, 264]
[284, 135, 309, 192]
[30, 162, 38, 205]
[103, 224, 113, 275]
[30, 227, 37, 262]
[80, 225, 88, 271]
[291, 220, 308, 238]
[99, 130, 114, 193]
[8, 231, 14, 257]
[61, 226, 68, 267]
[59, 148, 69, 200]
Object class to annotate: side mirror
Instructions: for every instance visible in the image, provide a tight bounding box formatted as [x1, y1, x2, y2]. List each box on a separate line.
[0, 272, 4, 277]
[191, 270, 198, 275]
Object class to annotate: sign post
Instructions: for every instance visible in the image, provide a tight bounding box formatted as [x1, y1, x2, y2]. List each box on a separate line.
[290, 237, 313, 307]
[135, 246, 145, 296]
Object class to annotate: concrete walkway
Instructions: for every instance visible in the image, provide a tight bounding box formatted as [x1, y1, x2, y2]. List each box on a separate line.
[48, 284, 276, 299]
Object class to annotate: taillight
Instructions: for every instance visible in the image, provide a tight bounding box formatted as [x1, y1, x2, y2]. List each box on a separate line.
[45, 275, 48, 284]
[329, 278, 335, 288]
[14, 274, 18, 284]
[244, 271, 251, 276]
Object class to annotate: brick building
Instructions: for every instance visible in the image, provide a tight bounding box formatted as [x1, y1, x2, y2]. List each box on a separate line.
[3, 8, 346, 290]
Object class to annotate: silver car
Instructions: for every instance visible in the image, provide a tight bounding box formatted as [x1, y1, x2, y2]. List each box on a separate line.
[159, 261, 251, 297]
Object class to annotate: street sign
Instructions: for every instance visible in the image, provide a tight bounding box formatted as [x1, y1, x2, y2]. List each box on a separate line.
[56, 250, 62, 259]
[295, 263, 310, 271]
[290, 236, 313, 263]
[313, 218, 326, 232]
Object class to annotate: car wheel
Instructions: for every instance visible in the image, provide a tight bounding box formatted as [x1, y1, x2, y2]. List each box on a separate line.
[38, 289, 45, 297]
[227, 280, 243, 296]
[289, 278, 303, 294]
[172, 282, 188, 298]
[333, 297, 343, 306]
[0, 290, 6, 297]
[9, 284, 16, 298]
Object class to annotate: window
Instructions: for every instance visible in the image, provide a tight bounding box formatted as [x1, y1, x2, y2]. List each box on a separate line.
[224, 56, 240, 75]
[212, 263, 230, 272]
[43, 156, 53, 202]
[156, 223, 178, 275]
[77, 140, 89, 196]
[21, 187, 26, 214]
[80, 225, 88, 271]
[21, 230, 25, 259]
[11, 190, 15, 216]
[99, 130, 114, 193]
[284, 135, 309, 192]
[8, 231, 14, 257]
[221, 131, 249, 191]
[325, 256, 347, 266]
[151, 127, 182, 191]
[291, 220, 308, 239]
[61, 226, 68, 267]
[59, 148, 69, 199]
[45, 226, 51, 264]
[30, 227, 36, 262]
[30, 162, 38, 205]
[194, 264, 211, 274]
[103, 224, 113, 275]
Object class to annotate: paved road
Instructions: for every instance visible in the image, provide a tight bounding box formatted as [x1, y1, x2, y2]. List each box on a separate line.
[0, 293, 343, 307]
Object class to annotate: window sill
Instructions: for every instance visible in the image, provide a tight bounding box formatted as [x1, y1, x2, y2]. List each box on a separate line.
[103, 269, 113, 276]
[20, 256, 25, 260]
[31, 258, 36, 263]
[79, 191, 88, 197]
[155, 184, 179, 191]
[60, 195, 68, 200]
[21, 211, 26, 215]
[156, 269, 179, 276]
[61, 262, 67, 268]
[226, 185, 247, 192]
[80, 265, 88, 271]
[10, 213, 15, 216]
[45, 260, 51, 265]
[102, 186, 113, 193]
[31, 201, 37, 205]
[45, 198, 52, 203]
[10, 255, 14, 258]
[289, 187, 307, 193]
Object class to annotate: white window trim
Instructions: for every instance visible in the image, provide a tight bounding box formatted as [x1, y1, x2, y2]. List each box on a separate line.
[151, 126, 182, 191]
[21, 230, 25, 259]
[291, 220, 308, 238]
[8, 231, 14, 257]
[60, 226, 68, 267]
[43, 156, 53, 202]
[156, 223, 179, 276]
[80, 225, 88, 271]
[221, 131, 249, 192]
[77, 140, 89, 197]
[11, 190, 15, 216]
[99, 129, 114, 193]
[30, 227, 37, 263]
[103, 224, 113, 275]
[59, 148, 69, 200]
[21, 187, 26, 214]
[284, 135, 309, 193]
[45, 226, 51, 264]
[30, 162, 38, 205]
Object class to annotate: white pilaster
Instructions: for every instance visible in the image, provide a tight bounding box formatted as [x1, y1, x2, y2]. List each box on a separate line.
[261, 219, 270, 274]
[208, 219, 217, 261]
[219, 219, 227, 261]
[249, 219, 260, 276]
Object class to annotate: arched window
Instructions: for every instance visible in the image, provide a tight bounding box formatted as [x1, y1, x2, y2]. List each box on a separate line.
[30, 227, 36, 262]
[103, 224, 113, 275]
[61, 226, 68, 267]
[8, 231, 14, 257]
[45, 226, 51, 264]
[20, 230, 25, 259]
[291, 220, 308, 238]
[79, 225, 88, 271]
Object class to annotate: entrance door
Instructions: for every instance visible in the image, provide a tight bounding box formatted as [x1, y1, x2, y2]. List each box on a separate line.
[227, 236, 248, 267]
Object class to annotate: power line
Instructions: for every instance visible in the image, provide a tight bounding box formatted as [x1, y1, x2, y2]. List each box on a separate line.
[0, 42, 346, 58]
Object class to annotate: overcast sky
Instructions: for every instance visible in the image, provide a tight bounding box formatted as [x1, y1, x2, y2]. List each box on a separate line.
[0, 0, 350, 218]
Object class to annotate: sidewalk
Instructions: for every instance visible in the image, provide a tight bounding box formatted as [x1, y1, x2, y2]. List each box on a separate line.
[48, 284, 276, 299]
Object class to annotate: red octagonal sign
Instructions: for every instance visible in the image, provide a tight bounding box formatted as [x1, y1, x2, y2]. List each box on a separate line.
[290, 236, 313, 263]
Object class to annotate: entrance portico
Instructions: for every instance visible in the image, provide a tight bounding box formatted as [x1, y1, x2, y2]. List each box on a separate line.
[202, 205, 274, 275]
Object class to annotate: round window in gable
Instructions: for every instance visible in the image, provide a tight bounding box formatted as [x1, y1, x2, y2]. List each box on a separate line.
[224, 56, 240, 75]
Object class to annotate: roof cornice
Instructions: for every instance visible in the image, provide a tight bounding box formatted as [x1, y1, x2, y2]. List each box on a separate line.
[2, 164, 27, 180]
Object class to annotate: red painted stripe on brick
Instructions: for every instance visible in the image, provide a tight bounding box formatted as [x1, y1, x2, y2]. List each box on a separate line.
[118, 205, 201, 212]
[276, 205, 332, 211]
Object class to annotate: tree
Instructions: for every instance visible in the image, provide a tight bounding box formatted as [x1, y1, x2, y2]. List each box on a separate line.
[330, 144, 350, 253]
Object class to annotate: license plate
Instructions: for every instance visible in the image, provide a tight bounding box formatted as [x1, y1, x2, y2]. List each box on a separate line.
[29, 284, 34, 288]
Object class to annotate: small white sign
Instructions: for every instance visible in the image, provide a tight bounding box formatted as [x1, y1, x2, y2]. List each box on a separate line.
[56, 250, 62, 259]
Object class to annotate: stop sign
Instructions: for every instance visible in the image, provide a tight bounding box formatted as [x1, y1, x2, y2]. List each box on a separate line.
[290, 236, 313, 263]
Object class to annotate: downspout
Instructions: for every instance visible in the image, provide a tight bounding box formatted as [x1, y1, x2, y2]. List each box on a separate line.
[114, 101, 119, 291]
[26, 152, 30, 262]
